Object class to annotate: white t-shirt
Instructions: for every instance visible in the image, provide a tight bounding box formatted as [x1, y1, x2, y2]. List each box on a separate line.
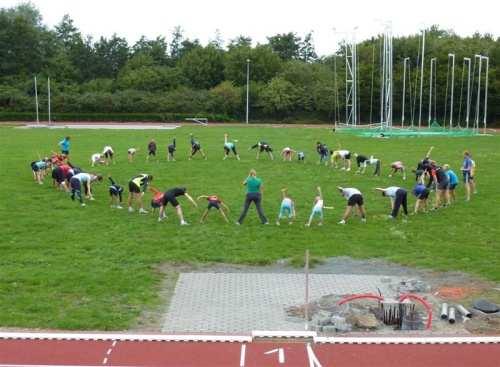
[383, 186, 400, 198]
[368, 156, 379, 164]
[338, 150, 350, 158]
[73, 172, 91, 183]
[342, 188, 361, 199]
[91, 153, 102, 163]
[281, 197, 293, 208]
[282, 147, 292, 153]
[103, 146, 113, 154]
[313, 199, 324, 212]
[128, 148, 136, 154]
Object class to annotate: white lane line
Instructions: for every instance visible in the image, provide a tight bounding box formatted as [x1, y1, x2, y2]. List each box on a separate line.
[106, 348, 112, 355]
[313, 336, 500, 345]
[239, 343, 246, 367]
[101, 358, 107, 365]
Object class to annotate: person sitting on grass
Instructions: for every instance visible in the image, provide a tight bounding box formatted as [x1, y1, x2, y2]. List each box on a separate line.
[127, 173, 153, 214]
[102, 145, 114, 165]
[127, 147, 137, 163]
[158, 187, 198, 225]
[355, 154, 381, 176]
[281, 147, 296, 161]
[443, 164, 458, 204]
[189, 134, 207, 160]
[108, 176, 124, 209]
[305, 186, 333, 227]
[30, 158, 51, 185]
[197, 194, 230, 223]
[276, 188, 296, 226]
[69, 172, 102, 207]
[331, 149, 352, 171]
[337, 187, 366, 224]
[223, 133, 240, 160]
[412, 181, 429, 214]
[375, 186, 408, 220]
[147, 139, 157, 162]
[389, 161, 406, 180]
[249, 141, 274, 160]
[316, 142, 329, 165]
[167, 138, 176, 161]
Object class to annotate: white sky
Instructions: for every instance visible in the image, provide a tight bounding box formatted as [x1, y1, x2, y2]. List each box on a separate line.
[1, 0, 499, 56]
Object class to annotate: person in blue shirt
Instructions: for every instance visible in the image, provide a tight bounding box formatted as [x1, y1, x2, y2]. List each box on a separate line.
[461, 151, 474, 201]
[58, 136, 71, 155]
[412, 182, 430, 214]
[443, 164, 458, 203]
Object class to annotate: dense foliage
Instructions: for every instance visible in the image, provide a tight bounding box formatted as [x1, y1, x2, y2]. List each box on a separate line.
[1, 3, 498, 123]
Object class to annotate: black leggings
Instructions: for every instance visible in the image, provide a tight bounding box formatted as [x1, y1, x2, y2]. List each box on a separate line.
[391, 189, 408, 217]
[237, 192, 267, 224]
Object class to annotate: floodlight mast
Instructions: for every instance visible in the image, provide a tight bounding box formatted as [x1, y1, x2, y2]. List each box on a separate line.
[34, 76, 39, 125]
[401, 57, 410, 127]
[482, 55, 489, 133]
[463, 57, 471, 129]
[474, 54, 482, 131]
[428, 58, 436, 125]
[344, 30, 358, 126]
[418, 29, 425, 128]
[380, 23, 393, 129]
[47, 77, 51, 126]
[448, 53, 455, 128]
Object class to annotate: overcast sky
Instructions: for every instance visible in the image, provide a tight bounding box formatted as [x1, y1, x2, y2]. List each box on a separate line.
[2, 0, 498, 55]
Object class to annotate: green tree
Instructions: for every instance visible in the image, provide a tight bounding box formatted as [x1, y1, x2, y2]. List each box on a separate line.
[260, 76, 299, 117]
[267, 32, 301, 60]
[179, 45, 224, 89]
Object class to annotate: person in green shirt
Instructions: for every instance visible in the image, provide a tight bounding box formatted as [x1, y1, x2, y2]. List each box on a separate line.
[236, 169, 268, 224]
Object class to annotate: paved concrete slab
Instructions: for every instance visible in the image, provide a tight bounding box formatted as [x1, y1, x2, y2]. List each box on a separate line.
[162, 273, 401, 333]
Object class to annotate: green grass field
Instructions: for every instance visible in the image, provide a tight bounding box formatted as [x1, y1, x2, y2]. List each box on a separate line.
[0, 125, 499, 330]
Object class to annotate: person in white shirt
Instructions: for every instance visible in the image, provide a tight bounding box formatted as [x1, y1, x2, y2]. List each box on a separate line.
[355, 154, 381, 176]
[276, 188, 296, 225]
[69, 172, 102, 206]
[375, 186, 408, 219]
[127, 148, 137, 163]
[331, 150, 352, 171]
[281, 147, 296, 161]
[102, 145, 114, 165]
[337, 187, 366, 224]
[306, 187, 333, 227]
[91, 153, 105, 167]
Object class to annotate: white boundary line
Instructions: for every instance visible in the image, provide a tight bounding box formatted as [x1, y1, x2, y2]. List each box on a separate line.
[313, 336, 500, 345]
[0, 332, 250, 343]
[252, 330, 317, 338]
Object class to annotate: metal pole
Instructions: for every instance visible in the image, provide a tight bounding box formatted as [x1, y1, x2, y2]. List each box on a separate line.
[402, 58, 409, 126]
[418, 29, 425, 128]
[465, 57, 471, 129]
[428, 58, 435, 125]
[482, 56, 489, 133]
[245, 59, 250, 124]
[304, 249, 310, 331]
[47, 77, 51, 125]
[34, 76, 39, 125]
[333, 55, 338, 125]
[448, 54, 455, 128]
[474, 55, 482, 131]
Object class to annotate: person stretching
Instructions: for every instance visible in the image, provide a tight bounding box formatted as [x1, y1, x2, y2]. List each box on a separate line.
[249, 141, 274, 160]
[331, 150, 352, 171]
[102, 146, 114, 165]
[223, 133, 240, 160]
[127, 148, 137, 163]
[337, 187, 366, 224]
[58, 136, 71, 156]
[127, 174, 153, 213]
[197, 194, 230, 223]
[443, 164, 458, 203]
[91, 153, 105, 167]
[108, 176, 124, 209]
[316, 142, 329, 165]
[237, 169, 268, 224]
[147, 139, 157, 162]
[355, 154, 381, 176]
[375, 186, 408, 220]
[189, 134, 207, 160]
[389, 161, 407, 180]
[305, 187, 333, 227]
[276, 188, 296, 225]
[429, 162, 449, 209]
[30, 158, 50, 184]
[70, 173, 102, 206]
[158, 187, 198, 225]
[461, 151, 474, 201]
[281, 147, 296, 161]
[413, 182, 429, 214]
[167, 139, 176, 161]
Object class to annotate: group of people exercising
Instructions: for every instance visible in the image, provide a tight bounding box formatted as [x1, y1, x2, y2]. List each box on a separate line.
[30, 134, 478, 225]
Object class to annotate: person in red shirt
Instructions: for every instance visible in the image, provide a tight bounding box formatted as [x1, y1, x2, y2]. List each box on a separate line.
[52, 163, 74, 191]
[149, 187, 164, 213]
[197, 194, 230, 223]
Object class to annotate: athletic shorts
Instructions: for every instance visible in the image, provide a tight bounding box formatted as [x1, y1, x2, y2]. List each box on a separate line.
[128, 181, 141, 194]
[148, 150, 156, 156]
[52, 168, 65, 184]
[168, 146, 176, 154]
[208, 201, 220, 210]
[437, 180, 449, 191]
[61, 150, 69, 155]
[311, 208, 323, 217]
[417, 189, 430, 200]
[192, 144, 201, 152]
[109, 186, 123, 196]
[163, 194, 180, 207]
[151, 200, 161, 209]
[70, 177, 81, 191]
[104, 151, 113, 159]
[448, 183, 457, 190]
[224, 146, 237, 155]
[31, 162, 39, 172]
[347, 194, 364, 207]
[343, 153, 351, 160]
[298, 153, 305, 160]
[463, 171, 472, 183]
[128, 149, 136, 155]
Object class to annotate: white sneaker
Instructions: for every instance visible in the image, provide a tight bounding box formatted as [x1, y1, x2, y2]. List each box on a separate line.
[116, 205, 123, 209]
[276, 222, 280, 226]
[81, 203, 86, 207]
[181, 221, 189, 225]
[338, 219, 346, 225]
[128, 207, 134, 213]
[361, 218, 367, 223]
[139, 208, 148, 214]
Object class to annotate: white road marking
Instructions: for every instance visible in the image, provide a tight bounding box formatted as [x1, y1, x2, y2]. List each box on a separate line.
[307, 343, 323, 367]
[264, 348, 285, 364]
[239, 344, 246, 367]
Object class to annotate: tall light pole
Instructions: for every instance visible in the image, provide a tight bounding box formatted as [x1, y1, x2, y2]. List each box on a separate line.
[34, 76, 39, 125]
[246, 59, 250, 124]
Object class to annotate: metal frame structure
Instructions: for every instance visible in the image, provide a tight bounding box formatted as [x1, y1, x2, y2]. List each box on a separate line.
[418, 29, 425, 128]
[428, 58, 437, 125]
[473, 55, 489, 132]
[34, 76, 39, 125]
[380, 24, 393, 128]
[344, 32, 358, 126]
[47, 77, 51, 126]
[457, 57, 471, 128]
[401, 57, 410, 127]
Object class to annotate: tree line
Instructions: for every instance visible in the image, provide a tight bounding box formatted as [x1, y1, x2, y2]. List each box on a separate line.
[0, 3, 498, 124]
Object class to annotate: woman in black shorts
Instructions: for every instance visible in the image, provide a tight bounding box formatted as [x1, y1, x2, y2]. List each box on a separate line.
[189, 134, 206, 160]
[158, 187, 198, 225]
[127, 174, 153, 214]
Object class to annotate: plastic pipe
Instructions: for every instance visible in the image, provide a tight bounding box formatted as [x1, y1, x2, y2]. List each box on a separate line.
[456, 304, 472, 318]
[440, 303, 449, 320]
[448, 307, 456, 324]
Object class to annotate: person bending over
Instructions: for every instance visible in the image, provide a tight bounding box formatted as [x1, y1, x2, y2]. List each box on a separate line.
[127, 173, 153, 214]
[305, 186, 333, 227]
[249, 141, 274, 160]
[158, 187, 198, 225]
[337, 187, 366, 224]
[197, 194, 230, 223]
[276, 188, 296, 226]
[375, 186, 408, 220]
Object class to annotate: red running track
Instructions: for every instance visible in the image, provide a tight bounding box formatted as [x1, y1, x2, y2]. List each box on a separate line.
[1, 338, 500, 367]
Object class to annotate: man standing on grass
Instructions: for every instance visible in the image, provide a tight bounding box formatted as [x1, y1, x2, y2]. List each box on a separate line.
[375, 186, 408, 220]
[58, 136, 71, 156]
[237, 169, 269, 225]
[461, 151, 474, 201]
